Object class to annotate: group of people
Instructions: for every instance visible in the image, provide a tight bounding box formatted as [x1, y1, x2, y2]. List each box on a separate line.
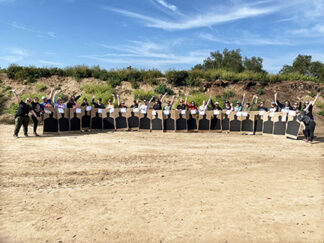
[12, 88, 321, 143]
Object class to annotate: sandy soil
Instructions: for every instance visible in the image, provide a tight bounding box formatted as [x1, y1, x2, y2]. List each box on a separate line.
[0, 124, 323, 243]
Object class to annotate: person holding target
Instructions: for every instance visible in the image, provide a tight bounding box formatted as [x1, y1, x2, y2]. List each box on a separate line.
[153, 92, 167, 110]
[296, 92, 321, 144]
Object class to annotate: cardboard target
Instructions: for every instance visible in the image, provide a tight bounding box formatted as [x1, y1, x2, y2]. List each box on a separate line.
[198, 111, 212, 132]
[43, 108, 58, 134]
[210, 110, 222, 132]
[151, 110, 163, 132]
[163, 110, 175, 132]
[115, 108, 128, 131]
[229, 112, 242, 132]
[91, 108, 103, 130]
[285, 115, 301, 139]
[187, 110, 198, 132]
[273, 112, 287, 136]
[127, 109, 139, 131]
[262, 112, 274, 135]
[175, 110, 188, 132]
[69, 108, 81, 132]
[57, 108, 70, 132]
[221, 111, 230, 131]
[139, 112, 151, 132]
[241, 112, 255, 133]
[254, 112, 264, 135]
[81, 107, 91, 130]
[103, 108, 115, 131]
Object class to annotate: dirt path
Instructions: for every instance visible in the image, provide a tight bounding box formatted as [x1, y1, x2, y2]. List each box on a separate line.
[0, 125, 323, 242]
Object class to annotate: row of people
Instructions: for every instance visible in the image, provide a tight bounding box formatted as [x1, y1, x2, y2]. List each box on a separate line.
[12, 89, 321, 139]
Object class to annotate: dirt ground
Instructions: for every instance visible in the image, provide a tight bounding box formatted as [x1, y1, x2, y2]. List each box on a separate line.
[0, 124, 323, 243]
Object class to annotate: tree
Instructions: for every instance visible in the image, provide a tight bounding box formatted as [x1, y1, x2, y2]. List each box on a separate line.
[222, 49, 244, 73]
[203, 51, 223, 70]
[243, 56, 265, 73]
[279, 65, 294, 74]
[292, 55, 312, 75]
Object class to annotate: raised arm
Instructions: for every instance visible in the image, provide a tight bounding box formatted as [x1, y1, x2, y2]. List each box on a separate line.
[185, 95, 188, 104]
[12, 89, 21, 103]
[170, 95, 175, 106]
[116, 94, 120, 106]
[206, 95, 211, 107]
[311, 92, 321, 106]
[75, 94, 82, 101]
[53, 90, 59, 104]
[241, 93, 245, 108]
[161, 92, 167, 103]
[91, 95, 96, 105]
[49, 88, 54, 100]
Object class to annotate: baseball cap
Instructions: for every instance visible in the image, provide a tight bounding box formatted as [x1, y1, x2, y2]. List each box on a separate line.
[41, 96, 46, 100]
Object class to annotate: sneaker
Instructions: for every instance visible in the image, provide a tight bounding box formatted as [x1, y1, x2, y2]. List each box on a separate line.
[13, 134, 18, 139]
[305, 140, 312, 144]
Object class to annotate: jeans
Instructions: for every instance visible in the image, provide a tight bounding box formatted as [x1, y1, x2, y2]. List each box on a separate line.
[31, 115, 39, 133]
[14, 116, 29, 136]
[304, 121, 316, 141]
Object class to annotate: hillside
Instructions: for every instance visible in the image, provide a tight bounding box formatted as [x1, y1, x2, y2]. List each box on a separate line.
[0, 73, 323, 124]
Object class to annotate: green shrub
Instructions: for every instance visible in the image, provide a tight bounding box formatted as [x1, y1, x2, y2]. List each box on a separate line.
[133, 89, 155, 101]
[35, 83, 47, 92]
[187, 94, 212, 109]
[80, 83, 115, 104]
[256, 88, 264, 95]
[154, 84, 174, 95]
[2, 85, 11, 92]
[8, 103, 19, 115]
[0, 91, 5, 113]
[222, 90, 235, 100]
[309, 90, 316, 98]
[165, 70, 188, 86]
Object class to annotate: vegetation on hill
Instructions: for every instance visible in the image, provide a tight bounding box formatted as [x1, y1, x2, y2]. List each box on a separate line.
[1, 50, 323, 86]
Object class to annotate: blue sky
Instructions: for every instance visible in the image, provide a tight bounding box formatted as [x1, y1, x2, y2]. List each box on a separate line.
[0, 0, 323, 73]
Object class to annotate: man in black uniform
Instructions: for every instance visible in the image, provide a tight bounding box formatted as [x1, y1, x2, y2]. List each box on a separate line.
[12, 90, 40, 138]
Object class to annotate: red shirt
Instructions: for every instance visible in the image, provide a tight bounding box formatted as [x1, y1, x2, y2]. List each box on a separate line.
[187, 103, 197, 110]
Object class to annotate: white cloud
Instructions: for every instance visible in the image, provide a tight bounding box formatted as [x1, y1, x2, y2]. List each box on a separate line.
[38, 60, 63, 66]
[104, 4, 277, 30]
[0, 48, 29, 63]
[155, 0, 177, 12]
[290, 24, 324, 37]
[80, 40, 208, 69]
[9, 22, 57, 38]
[200, 33, 292, 45]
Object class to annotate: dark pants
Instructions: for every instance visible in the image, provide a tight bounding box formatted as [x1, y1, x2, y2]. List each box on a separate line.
[304, 121, 316, 141]
[14, 116, 29, 136]
[31, 115, 39, 133]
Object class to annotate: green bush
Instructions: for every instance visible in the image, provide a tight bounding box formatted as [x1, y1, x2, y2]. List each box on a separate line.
[222, 90, 235, 100]
[154, 84, 174, 95]
[256, 88, 264, 95]
[8, 103, 19, 115]
[0, 91, 5, 113]
[133, 89, 156, 101]
[309, 90, 316, 98]
[80, 83, 115, 104]
[2, 85, 11, 92]
[187, 94, 212, 109]
[165, 70, 188, 86]
[35, 83, 47, 92]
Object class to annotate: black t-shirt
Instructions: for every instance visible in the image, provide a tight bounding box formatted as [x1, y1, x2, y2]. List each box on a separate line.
[31, 101, 42, 116]
[177, 104, 187, 110]
[81, 102, 89, 107]
[130, 104, 138, 108]
[15, 101, 32, 117]
[153, 101, 162, 110]
[306, 104, 313, 119]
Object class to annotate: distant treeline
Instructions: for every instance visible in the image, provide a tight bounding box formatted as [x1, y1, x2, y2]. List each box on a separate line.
[0, 49, 323, 85]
